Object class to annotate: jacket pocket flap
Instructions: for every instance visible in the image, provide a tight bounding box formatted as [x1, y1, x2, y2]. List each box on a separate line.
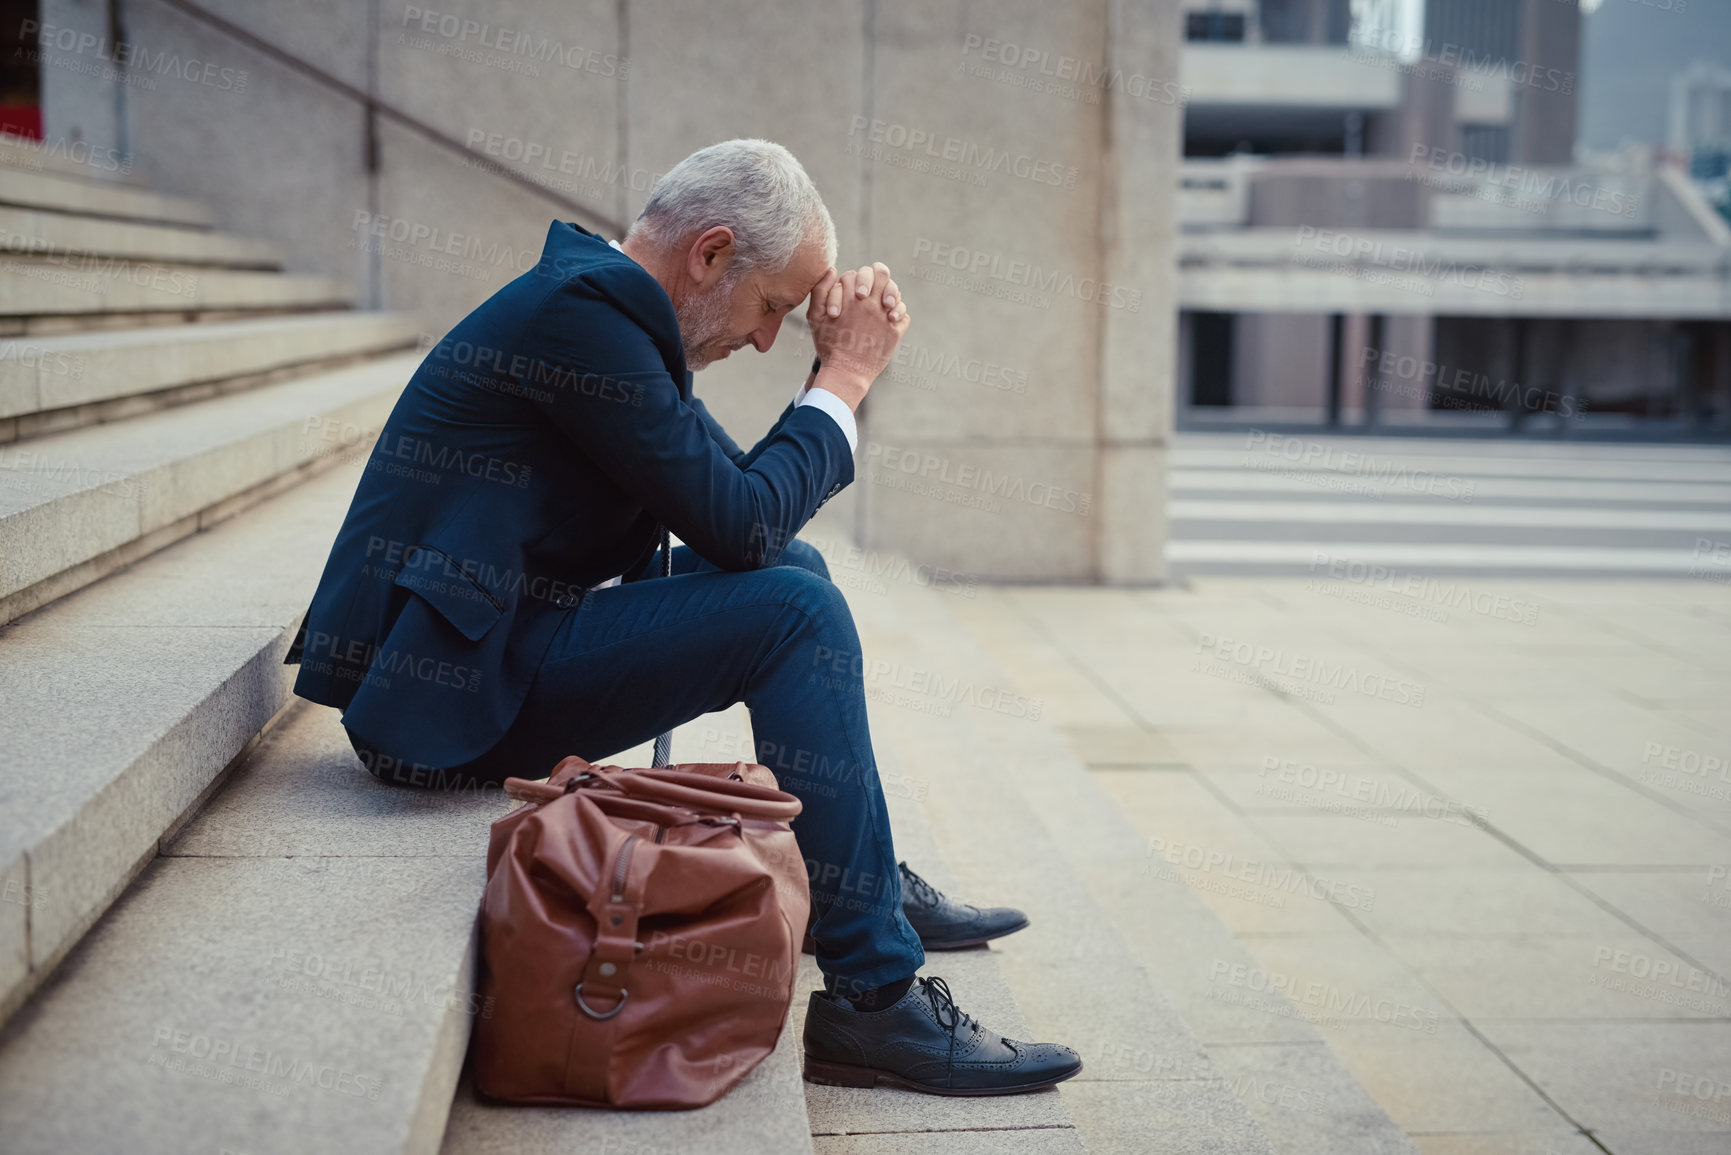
[393, 546, 505, 642]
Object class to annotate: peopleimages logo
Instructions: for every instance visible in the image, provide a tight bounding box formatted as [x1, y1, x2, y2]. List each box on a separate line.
[1350, 32, 1574, 94]
[397, 6, 628, 76]
[20, 19, 248, 92]
[1408, 144, 1640, 221]
[911, 237, 1142, 312]
[0, 133, 131, 175]
[1194, 632, 1427, 708]
[958, 33, 1188, 107]
[1294, 226, 1524, 299]
[1245, 430, 1477, 501]
[866, 441, 1092, 516]
[847, 117, 1078, 189]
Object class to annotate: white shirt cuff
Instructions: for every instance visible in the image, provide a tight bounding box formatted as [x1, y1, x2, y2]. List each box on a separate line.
[793, 383, 858, 453]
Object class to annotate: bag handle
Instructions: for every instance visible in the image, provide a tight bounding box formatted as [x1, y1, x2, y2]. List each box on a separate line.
[504, 766, 802, 822]
[614, 768, 803, 822]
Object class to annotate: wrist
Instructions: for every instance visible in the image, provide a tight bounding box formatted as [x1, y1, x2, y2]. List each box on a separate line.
[813, 364, 871, 411]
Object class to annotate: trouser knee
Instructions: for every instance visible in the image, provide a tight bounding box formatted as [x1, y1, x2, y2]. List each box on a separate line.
[776, 537, 831, 581]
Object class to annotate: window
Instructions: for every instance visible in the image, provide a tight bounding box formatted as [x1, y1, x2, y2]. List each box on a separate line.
[1186, 12, 1247, 42]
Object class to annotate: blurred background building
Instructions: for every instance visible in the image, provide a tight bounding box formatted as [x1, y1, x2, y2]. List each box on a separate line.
[1177, 0, 1731, 434]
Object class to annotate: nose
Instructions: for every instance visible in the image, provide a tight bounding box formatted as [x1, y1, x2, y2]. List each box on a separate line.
[749, 314, 784, 354]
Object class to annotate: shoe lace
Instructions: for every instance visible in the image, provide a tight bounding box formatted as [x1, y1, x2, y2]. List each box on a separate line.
[899, 862, 943, 910]
[920, 976, 975, 1089]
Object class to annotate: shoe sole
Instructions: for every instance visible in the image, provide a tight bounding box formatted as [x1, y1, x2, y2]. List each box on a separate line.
[802, 917, 1033, 956]
[919, 916, 1031, 951]
[803, 1056, 1082, 1096]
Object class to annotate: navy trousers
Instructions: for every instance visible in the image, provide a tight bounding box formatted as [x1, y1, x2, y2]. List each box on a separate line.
[350, 538, 926, 994]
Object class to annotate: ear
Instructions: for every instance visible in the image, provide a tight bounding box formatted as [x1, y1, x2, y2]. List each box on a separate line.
[686, 226, 736, 289]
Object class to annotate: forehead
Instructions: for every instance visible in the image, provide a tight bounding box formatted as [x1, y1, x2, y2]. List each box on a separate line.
[757, 241, 831, 302]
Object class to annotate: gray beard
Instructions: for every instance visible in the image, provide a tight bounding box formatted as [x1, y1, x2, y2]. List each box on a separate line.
[676, 280, 736, 370]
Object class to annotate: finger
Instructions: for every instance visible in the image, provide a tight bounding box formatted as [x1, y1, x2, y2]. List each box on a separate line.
[872, 263, 892, 307]
[854, 264, 875, 298]
[807, 268, 838, 321]
[825, 277, 846, 318]
[880, 276, 900, 312]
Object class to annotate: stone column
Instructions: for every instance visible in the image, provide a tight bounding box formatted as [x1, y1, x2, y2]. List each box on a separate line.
[1096, 0, 1183, 583]
[858, 0, 1182, 583]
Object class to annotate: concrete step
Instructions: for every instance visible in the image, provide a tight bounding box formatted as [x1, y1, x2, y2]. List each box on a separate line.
[799, 526, 1418, 1154]
[0, 160, 215, 228]
[0, 350, 414, 627]
[0, 255, 349, 320]
[0, 131, 145, 187]
[0, 460, 371, 1024]
[0, 697, 498, 1155]
[0, 312, 422, 438]
[440, 1005, 814, 1155]
[935, 585, 1425, 1155]
[0, 204, 282, 269]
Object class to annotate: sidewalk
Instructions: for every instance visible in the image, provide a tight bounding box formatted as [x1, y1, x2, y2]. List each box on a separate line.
[944, 574, 1731, 1155]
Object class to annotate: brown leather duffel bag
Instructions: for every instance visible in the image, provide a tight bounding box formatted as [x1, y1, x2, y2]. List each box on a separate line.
[473, 755, 809, 1109]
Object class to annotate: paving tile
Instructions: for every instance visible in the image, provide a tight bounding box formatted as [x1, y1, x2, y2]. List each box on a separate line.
[1476, 1021, 1731, 1137]
[1245, 812, 1534, 869]
[1057, 1078, 1276, 1155]
[1199, 761, 1452, 820]
[1324, 1021, 1573, 1136]
[813, 1130, 1085, 1154]
[1210, 1041, 1444, 1155]
[1665, 935, 1731, 984]
[1566, 869, 1731, 937]
[1322, 868, 1632, 938]
[1380, 935, 1731, 1021]
[1488, 699, 1731, 828]
[1060, 724, 1184, 766]
[1413, 769, 1731, 867]
[1231, 935, 1454, 1032]
[1590, 1130, 1731, 1154]
[1408, 1130, 1604, 1154]
[1094, 771, 1362, 936]
[1295, 700, 1586, 777]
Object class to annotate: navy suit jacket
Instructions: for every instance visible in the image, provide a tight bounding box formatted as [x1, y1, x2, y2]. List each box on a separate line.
[286, 221, 853, 768]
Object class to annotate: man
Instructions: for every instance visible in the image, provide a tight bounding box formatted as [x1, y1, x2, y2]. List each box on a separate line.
[287, 139, 1081, 1096]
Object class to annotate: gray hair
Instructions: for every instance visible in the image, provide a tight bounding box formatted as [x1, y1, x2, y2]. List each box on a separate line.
[627, 139, 836, 280]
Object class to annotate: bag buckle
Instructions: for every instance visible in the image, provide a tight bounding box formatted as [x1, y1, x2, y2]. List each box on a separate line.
[574, 982, 629, 1020]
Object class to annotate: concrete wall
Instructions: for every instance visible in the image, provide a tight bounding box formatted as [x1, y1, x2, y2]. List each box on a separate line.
[68, 0, 1182, 583]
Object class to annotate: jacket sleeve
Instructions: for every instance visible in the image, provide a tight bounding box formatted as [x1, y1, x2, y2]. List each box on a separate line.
[739, 401, 797, 470]
[525, 284, 852, 571]
[688, 394, 747, 465]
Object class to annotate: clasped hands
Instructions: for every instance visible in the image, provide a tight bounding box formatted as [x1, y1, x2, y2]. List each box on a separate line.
[804, 261, 911, 411]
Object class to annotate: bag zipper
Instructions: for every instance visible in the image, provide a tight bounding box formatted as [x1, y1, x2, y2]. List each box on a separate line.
[612, 835, 639, 903]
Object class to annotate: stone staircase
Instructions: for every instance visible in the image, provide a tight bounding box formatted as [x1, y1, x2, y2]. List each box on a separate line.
[0, 131, 1414, 1153]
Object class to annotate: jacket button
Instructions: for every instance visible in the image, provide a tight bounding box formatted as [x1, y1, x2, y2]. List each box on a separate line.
[554, 592, 579, 609]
